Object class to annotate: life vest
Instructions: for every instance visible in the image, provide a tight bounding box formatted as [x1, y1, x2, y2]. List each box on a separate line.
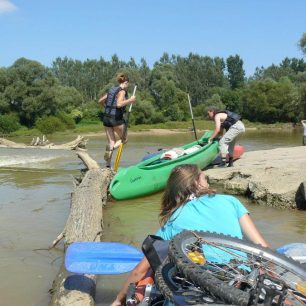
[216, 110, 241, 131]
[104, 86, 127, 118]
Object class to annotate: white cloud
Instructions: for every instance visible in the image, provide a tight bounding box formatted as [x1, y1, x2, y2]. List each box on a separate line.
[0, 0, 17, 14]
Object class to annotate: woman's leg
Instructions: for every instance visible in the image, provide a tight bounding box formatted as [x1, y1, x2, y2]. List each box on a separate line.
[113, 124, 127, 148]
[104, 127, 116, 167]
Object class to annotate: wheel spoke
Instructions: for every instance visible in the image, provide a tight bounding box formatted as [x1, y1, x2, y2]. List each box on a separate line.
[169, 230, 306, 305]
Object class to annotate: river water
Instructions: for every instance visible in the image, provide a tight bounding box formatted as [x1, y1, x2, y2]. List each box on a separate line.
[0, 128, 305, 306]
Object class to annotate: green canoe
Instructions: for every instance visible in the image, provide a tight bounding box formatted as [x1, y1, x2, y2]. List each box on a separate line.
[109, 131, 219, 200]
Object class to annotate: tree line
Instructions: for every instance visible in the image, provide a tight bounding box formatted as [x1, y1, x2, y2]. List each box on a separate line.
[0, 33, 305, 134]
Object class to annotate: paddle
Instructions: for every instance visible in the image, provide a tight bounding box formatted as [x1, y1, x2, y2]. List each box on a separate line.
[65, 241, 306, 275]
[187, 93, 198, 141]
[277, 242, 306, 263]
[114, 85, 137, 172]
[65, 241, 143, 275]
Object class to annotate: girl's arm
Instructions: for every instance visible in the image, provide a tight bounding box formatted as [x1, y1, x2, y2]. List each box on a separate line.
[110, 257, 150, 306]
[116, 90, 136, 108]
[239, 214, 270, 248]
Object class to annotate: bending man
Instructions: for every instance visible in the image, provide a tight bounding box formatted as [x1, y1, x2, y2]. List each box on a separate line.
[207, 106, 245, 167]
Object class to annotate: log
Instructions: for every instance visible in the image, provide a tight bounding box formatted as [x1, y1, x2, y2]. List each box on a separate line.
[0, 135, 87, 150]
[49, 150, 115, 306]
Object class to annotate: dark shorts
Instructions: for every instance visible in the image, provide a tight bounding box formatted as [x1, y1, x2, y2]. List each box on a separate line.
[102, 114, 125, 127]
[303, 136, 306, 146]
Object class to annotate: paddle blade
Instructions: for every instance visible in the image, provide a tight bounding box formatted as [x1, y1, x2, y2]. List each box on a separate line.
[277, 243, 306, 263]
[65, 242, 143, 275]
[114, 144, 124, 172]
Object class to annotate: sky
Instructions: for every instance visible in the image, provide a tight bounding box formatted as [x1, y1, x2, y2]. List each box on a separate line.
[0, 0, 305, 76]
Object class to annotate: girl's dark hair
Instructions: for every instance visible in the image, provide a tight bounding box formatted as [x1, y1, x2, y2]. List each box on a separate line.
[159, 164, 215, 226]
[116, 73, 129, 84]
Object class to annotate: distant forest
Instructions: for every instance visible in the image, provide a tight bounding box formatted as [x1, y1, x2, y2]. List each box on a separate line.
[0, 33, 305, 134]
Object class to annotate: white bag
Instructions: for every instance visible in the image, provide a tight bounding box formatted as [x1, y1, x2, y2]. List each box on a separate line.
[184, 145, 201, 155]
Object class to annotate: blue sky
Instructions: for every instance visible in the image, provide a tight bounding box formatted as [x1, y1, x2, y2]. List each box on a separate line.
[0, 0, 305, 76]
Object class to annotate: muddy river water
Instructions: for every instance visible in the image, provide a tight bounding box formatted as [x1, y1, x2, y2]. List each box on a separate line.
[0, 129, 305, 306]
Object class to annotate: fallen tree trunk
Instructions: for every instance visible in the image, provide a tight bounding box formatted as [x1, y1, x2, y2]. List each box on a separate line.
[49, 150, 114, 306]
[0, 135, 87, 150]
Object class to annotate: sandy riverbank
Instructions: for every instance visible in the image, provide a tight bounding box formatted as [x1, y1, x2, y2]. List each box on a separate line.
[80, 128, 195, 138]
[79, 124, 297, 138]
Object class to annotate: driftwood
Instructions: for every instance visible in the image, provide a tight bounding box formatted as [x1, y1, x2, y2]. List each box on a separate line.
[0, 135, 87, 150]
[49, 150, 114, 306]
[30, 135, 51, 146]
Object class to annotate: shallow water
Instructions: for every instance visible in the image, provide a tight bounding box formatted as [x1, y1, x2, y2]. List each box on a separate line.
[0, 129, 305, 306]
[96, 188, 306, 305]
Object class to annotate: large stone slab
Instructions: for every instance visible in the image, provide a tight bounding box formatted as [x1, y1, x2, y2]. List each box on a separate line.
[205, 146, 306, 209]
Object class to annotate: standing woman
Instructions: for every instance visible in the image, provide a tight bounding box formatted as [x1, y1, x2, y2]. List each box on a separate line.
[301, 120, 306, 146]
[98, 73, 136, 168]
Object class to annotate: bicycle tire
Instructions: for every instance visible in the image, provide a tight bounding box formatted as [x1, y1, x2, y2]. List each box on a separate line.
[155, 262, 178, 302]
[155, 261, 229, 305]
[169, 230, 306, 306]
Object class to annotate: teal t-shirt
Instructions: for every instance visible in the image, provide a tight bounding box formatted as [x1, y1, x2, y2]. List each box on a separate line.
[156, 194, 248, 240]
[157, 194, 249, 305]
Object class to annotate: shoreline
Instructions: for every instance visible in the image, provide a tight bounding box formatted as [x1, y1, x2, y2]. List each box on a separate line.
[78, 126, 286, 138]
[80, 128, 193, 137]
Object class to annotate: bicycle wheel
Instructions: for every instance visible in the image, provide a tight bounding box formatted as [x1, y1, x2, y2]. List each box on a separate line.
[169, 230, 306, 306]
[155, 261, 228, 305]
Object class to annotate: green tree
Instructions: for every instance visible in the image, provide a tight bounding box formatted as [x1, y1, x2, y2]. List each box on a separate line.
[297, 81, 306, 118]
[205, 87, 243, 113]
[0, 113, 20, 134]
[150, 64, 189, 120]
[4, 57, 88, 127]
[54, 85, 84, 112]
[205, 94, 225, 111]
[35, 116, 65, 134]
[4, 58, 60, 126]
[241, 78, 300, 123]
[175, 53, 226, 105]
[131, 99, 156, 125]
[251, 58, 305, 82]
[138, 58, 151, 91]
[226, 55, 245, 89]
[0, 68, 10, 114]
[298, 33, 306, 55]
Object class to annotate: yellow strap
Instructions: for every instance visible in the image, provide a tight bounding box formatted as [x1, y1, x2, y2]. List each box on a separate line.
[114, 144, 124, 171]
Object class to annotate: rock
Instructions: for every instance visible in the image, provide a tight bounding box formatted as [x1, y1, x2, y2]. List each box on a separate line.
[205, 146, 306, 210]
[295, 181, 306, 210]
